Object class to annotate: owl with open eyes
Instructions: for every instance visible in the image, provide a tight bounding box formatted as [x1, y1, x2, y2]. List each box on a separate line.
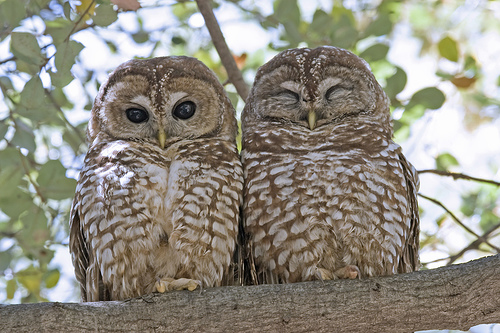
[241, 46, 420, 284]
[69, 56, 243, 301]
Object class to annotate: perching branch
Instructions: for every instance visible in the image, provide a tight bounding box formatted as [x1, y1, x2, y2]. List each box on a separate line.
[1, 254, 499, 332]
[418, 169, 500, 187]
[195, 0, 249, 101]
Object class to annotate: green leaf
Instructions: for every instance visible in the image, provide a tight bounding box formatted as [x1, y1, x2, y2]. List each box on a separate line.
[438, 36, 459, 62]
[0, 121, 9, 139]
[10, 32, 45, 66]
[0, 165, 32, 218]
[6, 279, 17, 299]
[310, 10, 333, 34]
[385, 66, 407, 99]
[407, 87, 446, 110]
[365, 14, 393, 37]
[49, 69, 74, 88]
[37, 160, 77, 200]
[93, 4, 118, 27]
[0, 249, 13, 272]
[360, 44, 389, 63]
[11, 123, 36, 152]
[20, 76, 45, 109]
[435, 152, 459, 171]
[44, 18, 74, 45]
[274, 0, 300, 26]
[55, 40, 84, 72]
[44, 269, 60, 289]
[330, 14, 357, 49]
[0, 0, 26, 34]
[17, 266, 43, 293]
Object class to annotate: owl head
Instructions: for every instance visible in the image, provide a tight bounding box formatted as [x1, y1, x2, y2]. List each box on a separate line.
[87, 56, 237, 148]
[242, 46, 391, 134]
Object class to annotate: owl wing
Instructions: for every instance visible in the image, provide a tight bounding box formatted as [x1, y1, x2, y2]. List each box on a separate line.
[69, 195, 91, 302]
[397, 151, 420, 273]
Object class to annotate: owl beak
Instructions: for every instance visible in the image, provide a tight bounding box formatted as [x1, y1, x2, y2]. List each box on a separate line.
[308, 110, 317, 130]
[158, 130, 167, 149]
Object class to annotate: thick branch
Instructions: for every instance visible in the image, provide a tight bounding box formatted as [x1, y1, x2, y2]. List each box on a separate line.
[196, 0, 249, 100]
[1, 254, 499, 332]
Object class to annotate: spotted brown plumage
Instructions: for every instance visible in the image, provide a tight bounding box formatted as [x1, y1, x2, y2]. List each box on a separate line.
[241, 46, 420, 284]
[70, 56, 243, 301]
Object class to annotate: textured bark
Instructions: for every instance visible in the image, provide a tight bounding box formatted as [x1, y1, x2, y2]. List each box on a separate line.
[1, 254, 499, 333]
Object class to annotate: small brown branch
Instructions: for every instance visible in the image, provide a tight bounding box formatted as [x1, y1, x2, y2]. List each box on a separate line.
[418, 193, 500, 252]
[0, 56, 16, 65]
[1, 254, 499, 332]
[418, 169, 500, 187]
[44, 89, 86, 149]
[447, 222, 500, 265]
[195, 0, 249, 101]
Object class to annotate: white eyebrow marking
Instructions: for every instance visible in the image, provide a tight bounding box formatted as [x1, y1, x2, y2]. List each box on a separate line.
[280, 81, 301, 93]
[318, 77, 343, 93]
[169, 91, 189, 105]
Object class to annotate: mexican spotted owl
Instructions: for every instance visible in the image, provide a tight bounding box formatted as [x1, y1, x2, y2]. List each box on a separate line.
[241, 46, 420, 284]
[69, 56, 243, 301]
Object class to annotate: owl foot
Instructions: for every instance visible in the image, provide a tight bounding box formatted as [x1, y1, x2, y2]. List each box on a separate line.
[316, 265, 360, 281]
[155, 278, 201, 293]
[334, 265, 361, 279]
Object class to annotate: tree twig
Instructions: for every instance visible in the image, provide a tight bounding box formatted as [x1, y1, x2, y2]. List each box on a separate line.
[418, 193, 500, 252]
[195, 0, 249, 101]
[447, 222, 500, 265]
[418, 169, 500, 187]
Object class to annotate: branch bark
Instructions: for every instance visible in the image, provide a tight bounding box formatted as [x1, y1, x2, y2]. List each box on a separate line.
[196, 0, 249, 101]
[2, 254, 499, 332]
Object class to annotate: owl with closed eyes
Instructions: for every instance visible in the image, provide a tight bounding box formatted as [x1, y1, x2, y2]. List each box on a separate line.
[241, 46, 420, 284]
[69, 56, 243, 301]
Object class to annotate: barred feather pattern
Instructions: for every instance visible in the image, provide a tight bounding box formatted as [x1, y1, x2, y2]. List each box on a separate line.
[70, 136, 243, 301]
[69, 56, 243, 301]
[241, 47, 420, 284]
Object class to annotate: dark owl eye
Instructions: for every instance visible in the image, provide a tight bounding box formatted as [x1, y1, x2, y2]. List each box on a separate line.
[126, 108, 149, 123]
[173, 101, 196, 120]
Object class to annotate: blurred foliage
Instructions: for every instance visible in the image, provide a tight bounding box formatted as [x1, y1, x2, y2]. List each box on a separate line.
[0, 0, 499, 304]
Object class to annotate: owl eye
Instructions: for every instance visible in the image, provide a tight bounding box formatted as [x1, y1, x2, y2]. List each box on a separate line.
[173, 101, 196, 120]
[126, 108, 149, 123]
[280, 90, 300, 101]
[325, 85, 351, 101]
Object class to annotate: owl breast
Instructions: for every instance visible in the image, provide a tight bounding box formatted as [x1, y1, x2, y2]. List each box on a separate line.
[75, 137, 242, 300]
[242, 121, 412, 283]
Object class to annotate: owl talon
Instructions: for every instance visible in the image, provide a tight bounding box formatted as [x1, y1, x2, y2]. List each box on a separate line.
[316, 268, 334, 281]
[155, 278, 201, 293]
[334, 265, 361, 279]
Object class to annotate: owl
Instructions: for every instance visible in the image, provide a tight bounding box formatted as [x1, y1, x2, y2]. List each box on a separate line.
[69, 56, 243, 301]
[241, 46, 420, 284]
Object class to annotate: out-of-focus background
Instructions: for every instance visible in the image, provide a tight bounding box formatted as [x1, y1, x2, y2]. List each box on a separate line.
[0, 0, 499, 330]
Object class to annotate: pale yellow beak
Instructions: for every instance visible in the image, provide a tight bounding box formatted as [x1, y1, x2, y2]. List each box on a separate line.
[308, 110, 317, 130]
[158, 130, 166, 149]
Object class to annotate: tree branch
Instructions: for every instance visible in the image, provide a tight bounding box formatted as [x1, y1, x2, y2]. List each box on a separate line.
[1, 254, 499, 332]
[447, 222, 500, 265]
[418, 169, 500, 187]
[195, 0, 249, 101]
[418, 193, 500, 252]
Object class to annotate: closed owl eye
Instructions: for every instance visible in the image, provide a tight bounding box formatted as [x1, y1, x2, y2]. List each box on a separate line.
[277, 90, 300, 104]
[325, 84, 351, 101]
